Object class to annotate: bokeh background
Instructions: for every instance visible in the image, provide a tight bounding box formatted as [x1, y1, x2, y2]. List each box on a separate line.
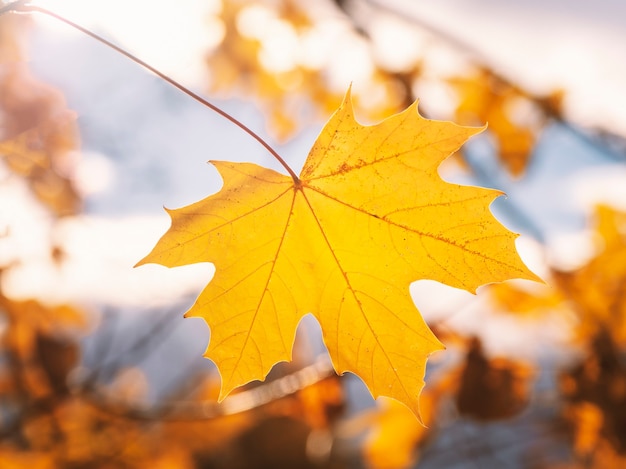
[1, 0, 626, 467]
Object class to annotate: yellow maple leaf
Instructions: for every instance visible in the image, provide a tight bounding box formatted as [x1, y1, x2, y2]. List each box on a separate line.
[138, 89, 538, 418]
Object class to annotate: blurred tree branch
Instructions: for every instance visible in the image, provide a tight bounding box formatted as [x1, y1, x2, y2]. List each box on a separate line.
[343, 0, 626, 162]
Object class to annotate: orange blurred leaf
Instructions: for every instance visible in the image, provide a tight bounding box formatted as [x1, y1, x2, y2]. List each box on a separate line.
[488, 281, 565, 316]
[553, 205, 626, 343]
[450, 70, 544, 176]
[363, 395, 433, 469]
[0, 15, 81, 216]
[561, 329, 626, 456]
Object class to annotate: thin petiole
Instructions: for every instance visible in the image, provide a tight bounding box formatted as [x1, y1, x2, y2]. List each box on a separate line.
[5, 3, 300, 182]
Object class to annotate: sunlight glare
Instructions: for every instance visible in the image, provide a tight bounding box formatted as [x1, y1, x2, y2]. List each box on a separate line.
[34, 0, 224, 85]
[370, 14, 426, 72]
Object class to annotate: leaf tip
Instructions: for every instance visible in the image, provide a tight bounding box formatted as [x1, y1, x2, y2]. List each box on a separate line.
[341, 84, 355, 113]
[407, 98, 421, 115]
[520, 267, 546, 285]
[345, 81, 353, 96]
[134, 247, 162, 269]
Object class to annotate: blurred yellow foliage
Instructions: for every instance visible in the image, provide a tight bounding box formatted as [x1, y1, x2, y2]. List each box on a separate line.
[554, 205, 626, 344]
[561, 329, 626, 464]
[0, 15, 81, 216]
[449, 69, 544, 176]
[206, 0, 411, 140]
[489, 281, 565, 316]
[363, 394, 435, 469]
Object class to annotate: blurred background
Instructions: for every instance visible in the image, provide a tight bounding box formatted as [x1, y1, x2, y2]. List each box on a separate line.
[1, 0, 626, 467]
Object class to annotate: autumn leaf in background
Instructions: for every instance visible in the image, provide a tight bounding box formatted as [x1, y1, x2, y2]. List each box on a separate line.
[553, 205, 626, 344]
[560, 329, 626, 466]
[139, 88, 539, 418]
[455, 337, 533, 421]
[553, 205, 626, 465]
[206, 0, 413, 141]
[0, 14, 80, 217]
[487, 281, 565, 318]
[363, 392, 438, 469]
[449, 69, 545, 177]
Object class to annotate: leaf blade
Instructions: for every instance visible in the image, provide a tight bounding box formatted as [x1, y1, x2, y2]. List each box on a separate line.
[138, 88, 540, 419]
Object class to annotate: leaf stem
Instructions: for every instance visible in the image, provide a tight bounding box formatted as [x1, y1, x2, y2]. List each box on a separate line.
[7, 4, 300, 182]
